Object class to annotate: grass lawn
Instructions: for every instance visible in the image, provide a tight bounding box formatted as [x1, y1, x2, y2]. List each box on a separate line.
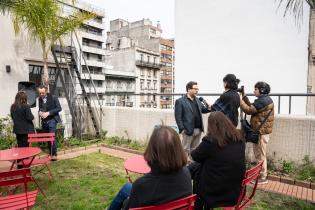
[28, 153, 314, 210]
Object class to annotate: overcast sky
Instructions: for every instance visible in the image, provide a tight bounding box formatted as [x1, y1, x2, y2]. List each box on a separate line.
[88, 0, 175, 39]
[175, 0, 309, 114]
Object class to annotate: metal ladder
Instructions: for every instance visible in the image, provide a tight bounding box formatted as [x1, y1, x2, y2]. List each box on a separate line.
[51, 32, 103, 137]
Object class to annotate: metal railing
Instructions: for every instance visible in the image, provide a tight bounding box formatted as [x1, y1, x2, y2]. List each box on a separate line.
[135, 60, 160, 69]
[101, 93, 315, 115]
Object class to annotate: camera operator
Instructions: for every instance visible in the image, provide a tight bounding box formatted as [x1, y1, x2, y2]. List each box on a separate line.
[210, 74, 241, 127]
[239, 82, 274, 185]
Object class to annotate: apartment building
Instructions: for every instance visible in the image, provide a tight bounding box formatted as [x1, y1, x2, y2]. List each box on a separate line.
[160, 38, 175, 109]
[0, 0, 106, 117]
[53, 0, 107, 99]
[106, 19, 161, 108]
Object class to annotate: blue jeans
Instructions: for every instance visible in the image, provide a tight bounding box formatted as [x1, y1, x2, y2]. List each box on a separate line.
[42, 120, 57, 156]
[108, 183, 132, 210]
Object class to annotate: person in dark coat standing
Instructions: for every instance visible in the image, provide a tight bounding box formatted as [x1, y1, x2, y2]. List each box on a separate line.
[211, 74, 240, 127]
[191, 112, 245, 209]
[10, 91, 35, 147]
[108, 126, 192, 210]
[38, 85, 62, 161]
[174, 81, 210, 160]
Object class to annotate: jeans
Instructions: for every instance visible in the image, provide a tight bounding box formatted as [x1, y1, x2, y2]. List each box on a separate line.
[108, 183, 132, 210]
[42, 120, 57, 156]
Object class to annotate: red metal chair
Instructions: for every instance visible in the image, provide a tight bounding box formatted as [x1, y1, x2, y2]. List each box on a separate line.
[0, 168, 38, 210]
[130, 194, 197, 210]
[24, 133, 55, 179]
[223, 161, 264, 210]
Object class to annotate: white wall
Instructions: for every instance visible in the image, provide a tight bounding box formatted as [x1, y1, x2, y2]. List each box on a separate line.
[0, 15, 42, 117]
[175, 0, 309, 114]
[100, 106, 315, 162]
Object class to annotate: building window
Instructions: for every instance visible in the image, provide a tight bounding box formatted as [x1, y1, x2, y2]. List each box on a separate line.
[140, 79, 144, 90]
[96, 80, 102, 87]
[147, 56, 150, 63]
[140, 54, 143, 62]
[106, 80, 113, 89]
[29, 64, 58, 90]
[147, 81, 151, 90]
[117, 81, 122, 90]
[126, 82, 132, 90]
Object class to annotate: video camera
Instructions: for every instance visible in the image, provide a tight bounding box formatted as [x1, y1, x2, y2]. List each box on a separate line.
[237, 85, 245, 96]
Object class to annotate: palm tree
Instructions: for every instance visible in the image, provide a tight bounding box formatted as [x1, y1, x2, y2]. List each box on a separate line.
[277, 0, 315, 114]
[0, 0, 95, 89]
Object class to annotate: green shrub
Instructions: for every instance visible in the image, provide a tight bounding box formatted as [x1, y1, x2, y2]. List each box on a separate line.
[104, 136, 146, 151]
[296, 155, 315, 182]
[0, 116, 15, 149]
[281, 160, 295, 175]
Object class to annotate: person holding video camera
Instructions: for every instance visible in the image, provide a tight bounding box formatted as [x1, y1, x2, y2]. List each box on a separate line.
[240, 82, 274, 184]
[211, 74, 241, 127]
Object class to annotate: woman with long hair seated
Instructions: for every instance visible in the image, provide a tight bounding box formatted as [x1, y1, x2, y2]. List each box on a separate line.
[108, 126, 192, 210]
[190, 111, 245, 209]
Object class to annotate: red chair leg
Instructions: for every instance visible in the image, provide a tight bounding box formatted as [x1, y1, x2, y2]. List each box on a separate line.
[46, 164, 53, 179]
[31, 176, 46, 198]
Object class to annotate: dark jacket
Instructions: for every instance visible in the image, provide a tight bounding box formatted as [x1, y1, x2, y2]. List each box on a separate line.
[10, 104, 34, 134]
[125, 166, 192, 209]
[175, 95, 210, 135]
[211, 89, 240, 126]
[38, 93, 62, 122]
[240, 95, 274, 135]
[191, 136, 245, 208]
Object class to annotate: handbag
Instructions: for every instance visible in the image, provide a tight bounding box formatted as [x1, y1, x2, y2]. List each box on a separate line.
[240, 108, 273, 144]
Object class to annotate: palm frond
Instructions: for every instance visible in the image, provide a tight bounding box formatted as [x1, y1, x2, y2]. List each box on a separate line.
[277, 0, 315, 24]
[0, 0, 17, 14]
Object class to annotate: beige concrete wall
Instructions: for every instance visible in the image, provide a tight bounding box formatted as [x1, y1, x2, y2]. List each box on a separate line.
[267, 115, 315, 162]
[100, 107, 315, 162]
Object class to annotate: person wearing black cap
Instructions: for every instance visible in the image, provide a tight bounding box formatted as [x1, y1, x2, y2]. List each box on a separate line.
[211, 74, 240, 127]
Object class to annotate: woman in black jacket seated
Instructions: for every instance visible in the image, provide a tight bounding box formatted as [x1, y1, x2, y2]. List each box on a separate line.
[190, 112, 245, 210]
[108, 126, 192, 210]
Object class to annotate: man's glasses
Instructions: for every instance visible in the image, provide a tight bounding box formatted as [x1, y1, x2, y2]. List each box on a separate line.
[191, 88, 199, 91]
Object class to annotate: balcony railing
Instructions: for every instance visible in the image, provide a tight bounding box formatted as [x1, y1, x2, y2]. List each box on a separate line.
[101, 93, 315, 114]
[136, 60, 160, 69]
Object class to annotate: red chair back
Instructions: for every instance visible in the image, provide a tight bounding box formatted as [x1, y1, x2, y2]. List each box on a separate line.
[0, 168, 37, 209]
[28, 133, 55, 143]
[227, 161, 264, 210]
[130, 194, 197, 210]
[0, 168, 32, 187]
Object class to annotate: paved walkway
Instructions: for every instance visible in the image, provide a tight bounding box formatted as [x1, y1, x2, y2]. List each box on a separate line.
[0, 145, 314, 204]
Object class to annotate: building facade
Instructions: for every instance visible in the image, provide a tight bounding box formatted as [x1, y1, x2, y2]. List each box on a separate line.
[160, 38, 175, 109]
[106, 19, 161, 108]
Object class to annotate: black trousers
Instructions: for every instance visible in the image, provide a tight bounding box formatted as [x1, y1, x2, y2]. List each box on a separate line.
[16, 134, 29, 147]
[16, 134, 29, 168]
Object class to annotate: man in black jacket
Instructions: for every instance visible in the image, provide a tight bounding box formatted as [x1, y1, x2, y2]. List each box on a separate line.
[38, 85, 62, 161]
[175, 81, 210, 160]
